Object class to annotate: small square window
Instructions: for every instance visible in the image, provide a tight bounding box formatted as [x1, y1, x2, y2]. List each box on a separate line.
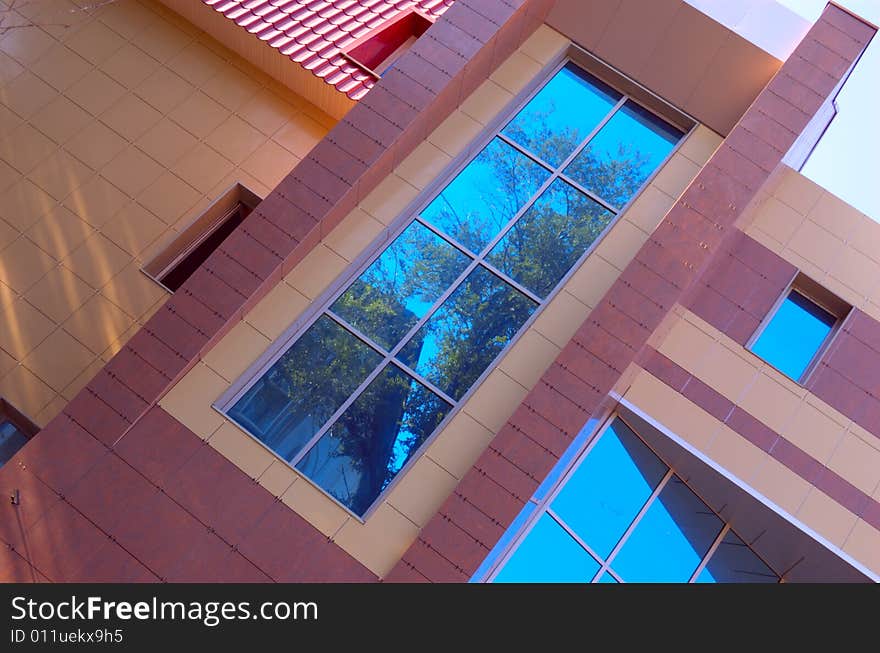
[143, 183, 261, 292]
[748, 275, 849, 382]
[0, 399, 39, 469]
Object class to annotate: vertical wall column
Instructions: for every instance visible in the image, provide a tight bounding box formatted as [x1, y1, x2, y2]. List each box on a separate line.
[387, 4, 876, 582]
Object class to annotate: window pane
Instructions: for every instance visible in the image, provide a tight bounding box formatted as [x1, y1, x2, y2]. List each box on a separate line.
[397, 265, 538, 400]
[611, 476, 723, 582]
[0, 420, 29, 469]
[565, 100, 682, 209]
[750, 291, 835, 381]
[330, 222, 470, 350]
[487, 178, 615, 298]
[420, 137, 550, 254]
[229, 316, 382, 462]
[697, 530, 778, 583]
[551, 419, 667, 558]
[494, 514, 600, 583]
[295, 364, 450, 516]
[502, 62, 621, 167]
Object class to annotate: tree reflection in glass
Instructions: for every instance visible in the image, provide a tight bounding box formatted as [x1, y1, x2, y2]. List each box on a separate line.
[565, 100, 683, 209]
[420, 137, 550, 254]
[330, 221, 470, 351]
[228, 315, 382, 462]
[397, 266, 538, 401]
[502, 62, 621, 167]
[296, 364, 450, 516]
[487, 178, 614, 298]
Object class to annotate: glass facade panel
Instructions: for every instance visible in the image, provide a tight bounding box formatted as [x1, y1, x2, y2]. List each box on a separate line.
[611, 477, 723, 582]
[697, 531, 778, 583]
[551, 419, 666, 558]
[420, 137, 550, 254]
[487, 178, 615, 298]
[565, 100, 682, 209]
[228, 316, 382, 462]
[330, 221, 470, 350]
[492, 418, 780, 584]
[397, 266, 538, 401]
[750, 291, 836, 381]
[226, 60, 684, 517]
[295, 365, 450, 515]
[494, 514, 600, 583]
[502, 62, 621, 167]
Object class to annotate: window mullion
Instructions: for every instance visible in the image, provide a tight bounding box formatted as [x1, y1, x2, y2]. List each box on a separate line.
[557, 171, 622, 214]
[596, 468, 674, 579]
[688, 523, 731, 583]
[413, 215, 480, 260]
[496, 93, 629, 178]
[466, 96, 629, 269]
[284, 347, 390, 468]
[478, 260, 544, 304]
[495, 132, 557, 174]
[386, 358, 456, 406]
[324, 310, 394, 358]
[546, 508, 607, 570]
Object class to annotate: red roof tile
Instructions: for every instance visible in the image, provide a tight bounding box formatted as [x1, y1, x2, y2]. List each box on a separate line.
[203, 0, 455, 100]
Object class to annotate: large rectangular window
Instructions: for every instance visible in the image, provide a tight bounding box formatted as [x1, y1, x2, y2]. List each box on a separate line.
[490, 418, 779, 583]
[221, 59, 687, 518]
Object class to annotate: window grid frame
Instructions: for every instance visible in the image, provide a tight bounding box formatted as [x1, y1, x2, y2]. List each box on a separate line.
[216, 53, 695, 522]
[485, 414, 781, 584]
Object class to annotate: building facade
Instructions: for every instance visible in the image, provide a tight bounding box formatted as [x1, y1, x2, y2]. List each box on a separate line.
[0, 0, 878, 582]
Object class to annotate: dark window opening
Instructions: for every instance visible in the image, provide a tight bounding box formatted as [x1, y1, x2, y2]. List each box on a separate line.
[0, 399, 39, 469]
[144, 183, 261, 293]
[345, 11, 432, 76]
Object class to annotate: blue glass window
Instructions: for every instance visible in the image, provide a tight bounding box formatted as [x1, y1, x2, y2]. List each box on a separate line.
[494, 514, 600, 583]
[228, 316, 382, 463]
[565, 100, 682, 209]
[420, 138, 550, 254]
[491, 418, 779, 583]
[487, 178, 615, 298]
[397, 266, 537, 401]
[750, 290, 836, 381]
[331, 222, 470, 350]
[610, 477, 723, 582]
[551, 419, 666, 557]
[502, 62, 621, 167]
[225, 60, 685, 517]
[295, 365, 450, 515]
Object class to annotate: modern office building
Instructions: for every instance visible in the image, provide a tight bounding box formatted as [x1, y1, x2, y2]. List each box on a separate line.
[0, 0, 878, 582]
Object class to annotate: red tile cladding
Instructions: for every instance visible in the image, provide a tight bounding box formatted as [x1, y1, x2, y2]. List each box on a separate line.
[203, 0, 455, 99]
[0, 464, 61, 549]
[21, 501, 112, 582]
[387, 4, 875, 582]
[418, 513, 489, 576]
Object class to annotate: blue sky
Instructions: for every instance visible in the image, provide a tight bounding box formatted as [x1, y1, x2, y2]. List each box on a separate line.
[777, 0, 880, 220]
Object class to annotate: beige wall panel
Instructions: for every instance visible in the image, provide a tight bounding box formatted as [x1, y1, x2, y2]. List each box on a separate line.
[0, 0, 335, 426]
